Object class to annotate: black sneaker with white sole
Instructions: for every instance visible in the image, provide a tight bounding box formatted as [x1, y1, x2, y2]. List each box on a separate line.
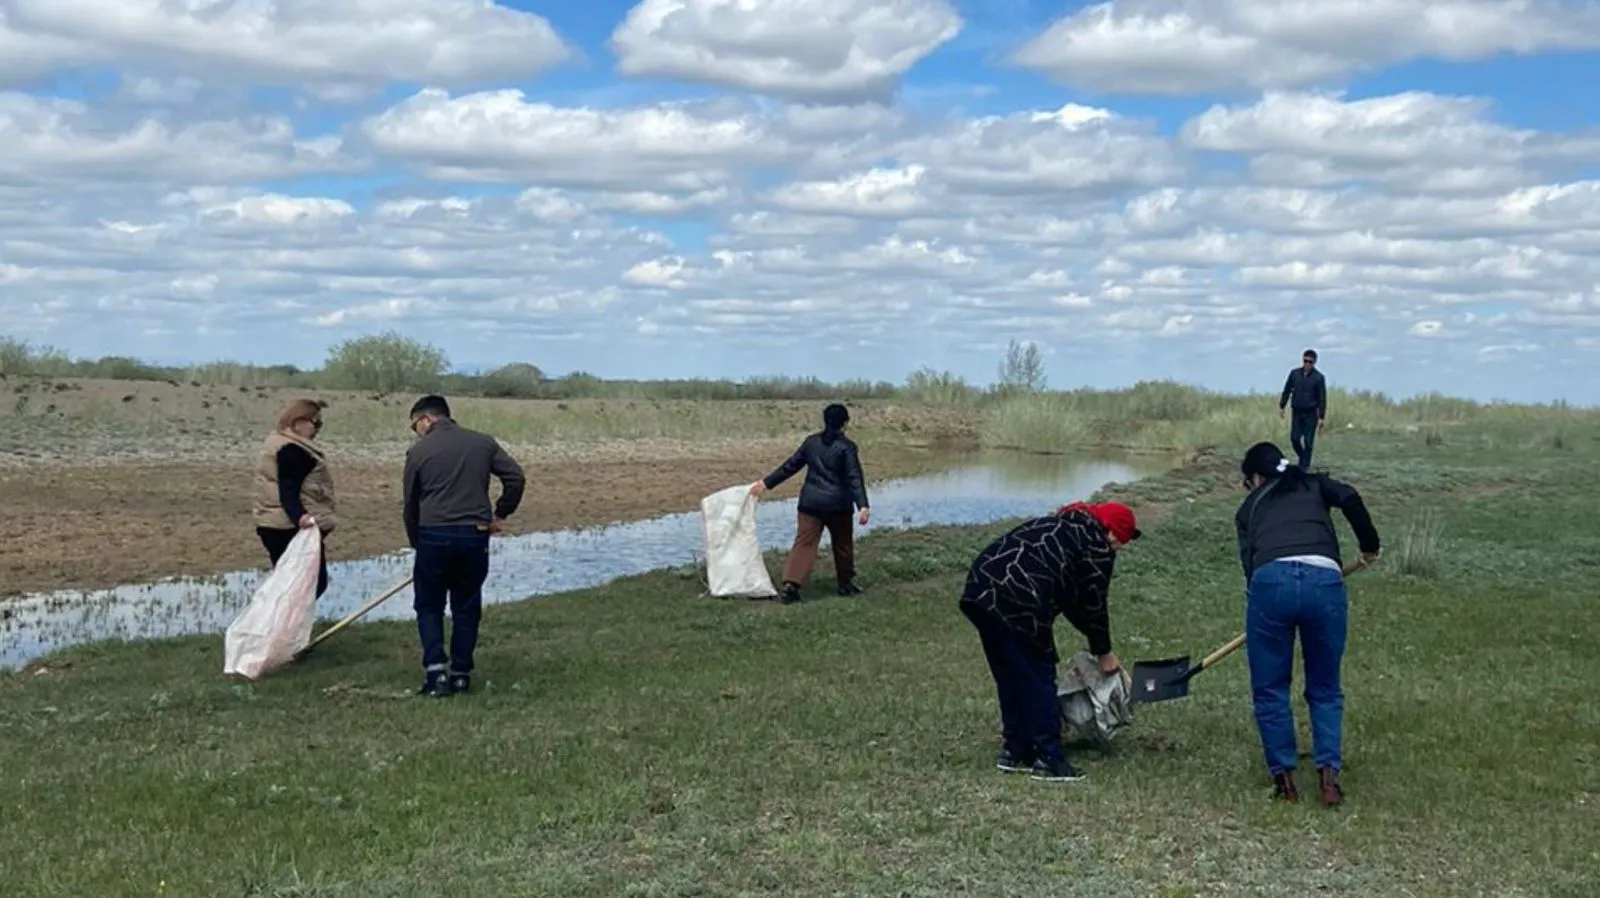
[1029, 758, 1086, 783]
[416, 672, 454, 698]
[449, 673, 472, 695]
[996, 748, 1035, 773]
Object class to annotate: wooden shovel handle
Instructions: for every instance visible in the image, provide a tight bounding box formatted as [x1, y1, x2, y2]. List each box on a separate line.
[1200, 556, 1372, 670]
[304, 576, 413, 651]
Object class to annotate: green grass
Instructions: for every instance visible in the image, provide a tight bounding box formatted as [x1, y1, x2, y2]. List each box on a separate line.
[982, 380, 1597, 454]
[4, 421, 1598, 897]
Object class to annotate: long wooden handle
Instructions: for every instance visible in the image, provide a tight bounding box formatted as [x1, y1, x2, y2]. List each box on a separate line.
[1198, 633, 1246, 669]
[304, 576, 413, 651]
[1200, 557, 1372, 671]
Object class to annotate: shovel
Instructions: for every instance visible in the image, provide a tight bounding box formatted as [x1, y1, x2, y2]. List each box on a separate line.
[1129, 556, 1372, 705]
[294, 575, 413, 661]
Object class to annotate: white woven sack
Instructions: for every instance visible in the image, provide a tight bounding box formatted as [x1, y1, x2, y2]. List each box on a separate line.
[699, 484, 778, 598]
[224, 525, 322, 679]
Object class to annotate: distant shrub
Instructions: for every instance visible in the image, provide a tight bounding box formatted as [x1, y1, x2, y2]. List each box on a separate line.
[322, 332, 449, 395]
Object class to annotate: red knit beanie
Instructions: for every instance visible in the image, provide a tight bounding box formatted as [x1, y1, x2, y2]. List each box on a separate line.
[1059, 501, 1142, 544]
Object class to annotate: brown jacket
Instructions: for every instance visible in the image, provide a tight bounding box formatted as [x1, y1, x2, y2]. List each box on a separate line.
[252, 429, 339, 533]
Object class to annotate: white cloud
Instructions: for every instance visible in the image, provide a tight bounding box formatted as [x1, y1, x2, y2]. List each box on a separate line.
[1184, 90, 1600, 193]
[1009, 0, 1600, 95]
[362, 88, 790, 192]
[2, 0, 573, 88]
[0, 93, 351, 183]
[4, 11, 1600, 404]
[610, 0, 963, 103]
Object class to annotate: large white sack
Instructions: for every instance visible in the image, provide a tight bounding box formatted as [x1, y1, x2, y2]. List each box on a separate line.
[699, 484, 778, 598]
[224, 525, 322, 680]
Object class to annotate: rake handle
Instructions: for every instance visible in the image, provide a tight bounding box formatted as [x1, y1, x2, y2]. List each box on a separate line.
[299, 575, 413, 656]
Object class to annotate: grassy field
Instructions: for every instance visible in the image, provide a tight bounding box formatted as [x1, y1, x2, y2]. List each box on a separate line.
[3, 417, 1596, 897]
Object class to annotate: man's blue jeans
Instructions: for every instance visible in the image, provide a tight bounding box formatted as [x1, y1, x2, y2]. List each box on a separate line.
[1245, 559, 1348, 775]
[961, 604, 1063, 767]
[413, 524, 491, 676]
[1289, 410, 1320, 470]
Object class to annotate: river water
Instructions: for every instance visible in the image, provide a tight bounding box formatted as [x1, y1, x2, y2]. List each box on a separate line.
[0, 451, 1171, 672]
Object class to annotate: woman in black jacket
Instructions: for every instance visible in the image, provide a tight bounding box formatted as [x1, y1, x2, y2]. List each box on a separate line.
[1235, 441, 1381, 806]
[958, 500, 1141, 783]
[751, 403, 870, 604]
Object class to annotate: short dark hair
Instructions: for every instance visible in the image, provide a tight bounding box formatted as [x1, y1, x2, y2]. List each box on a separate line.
[410, 394, 451, 419]
[1303, 349, 1318, 361]
[823, 402, 849, 430]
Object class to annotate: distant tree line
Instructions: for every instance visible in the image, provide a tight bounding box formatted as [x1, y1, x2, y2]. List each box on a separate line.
[0, 331, 1055, 405]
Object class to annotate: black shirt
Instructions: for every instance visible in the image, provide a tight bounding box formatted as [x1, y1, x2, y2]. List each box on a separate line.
[1235, 472, 1381, 579]
[958, 508, 1118, 661]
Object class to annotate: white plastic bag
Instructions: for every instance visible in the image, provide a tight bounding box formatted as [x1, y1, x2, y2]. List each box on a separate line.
[224, 525, 322, 679]
[699, 484, 778, 599]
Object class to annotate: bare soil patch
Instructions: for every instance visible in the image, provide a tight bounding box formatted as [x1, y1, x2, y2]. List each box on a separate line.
[0, 439, 956, 599]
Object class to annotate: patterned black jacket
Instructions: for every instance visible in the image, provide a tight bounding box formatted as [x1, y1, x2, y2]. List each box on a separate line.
[958, 508, 1118, 662]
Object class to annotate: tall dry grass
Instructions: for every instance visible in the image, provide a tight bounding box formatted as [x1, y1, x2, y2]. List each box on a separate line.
[979, 379, 1592, 454]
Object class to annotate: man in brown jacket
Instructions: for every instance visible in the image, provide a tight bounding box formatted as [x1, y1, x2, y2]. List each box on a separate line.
[403, 394, 525, 697]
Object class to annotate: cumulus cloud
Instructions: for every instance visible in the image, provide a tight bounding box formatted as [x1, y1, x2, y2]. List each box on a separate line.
[0, 93, 351, 183]
[3, 6, 1599, 401]
[610, 0, 963, 103]
[1009, 0, 1600, 95]
[362, 88, 792, 193]
[2, 0, 574, 88]
[1183, 90, 1600, 193]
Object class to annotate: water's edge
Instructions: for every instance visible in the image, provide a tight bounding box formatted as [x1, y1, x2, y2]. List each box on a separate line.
[1, 452, 1173, 672]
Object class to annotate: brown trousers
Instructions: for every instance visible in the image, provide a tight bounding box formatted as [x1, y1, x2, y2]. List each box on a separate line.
[782, 510, 856, 587]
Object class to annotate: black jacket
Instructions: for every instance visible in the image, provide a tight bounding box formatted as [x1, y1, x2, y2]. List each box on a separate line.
[1235, 472, 1380, 579]
[403, 419, 526, 547]
[958, 509, 1118, 662]
[763, 430, 868, 515]
[1280, 367, 1327, 418]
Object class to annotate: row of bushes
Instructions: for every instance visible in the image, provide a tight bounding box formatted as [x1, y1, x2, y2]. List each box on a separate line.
[0, 332, 1048, 404]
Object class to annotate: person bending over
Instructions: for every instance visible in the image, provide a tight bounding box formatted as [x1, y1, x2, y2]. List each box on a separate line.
[1235, 441, 1380, 806]
[750, 403, 870, 604]
[958, 501, 1141, 783]
[403, 395, 526, 698]
[252, 398, 337, 598]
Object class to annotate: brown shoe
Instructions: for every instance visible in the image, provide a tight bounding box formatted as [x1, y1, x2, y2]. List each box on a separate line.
[1272, 771, 1300, 803]
[1318, 767, 1344, 806]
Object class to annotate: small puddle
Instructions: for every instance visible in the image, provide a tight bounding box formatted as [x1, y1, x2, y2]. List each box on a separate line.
[0, 452, 1170, 672]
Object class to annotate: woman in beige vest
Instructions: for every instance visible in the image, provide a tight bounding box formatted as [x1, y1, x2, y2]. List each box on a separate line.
[252, 399, 339, 597]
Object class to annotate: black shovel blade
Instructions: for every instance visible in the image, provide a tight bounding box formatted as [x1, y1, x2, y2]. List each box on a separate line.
[1130, 656, 1193, 704]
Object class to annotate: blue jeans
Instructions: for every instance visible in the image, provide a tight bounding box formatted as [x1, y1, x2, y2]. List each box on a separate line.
[962, 604, 1062, 766]
[413, 524, 491, 675]
[1246, 560, 1348, 774]
[1289, 410, 1319, 470]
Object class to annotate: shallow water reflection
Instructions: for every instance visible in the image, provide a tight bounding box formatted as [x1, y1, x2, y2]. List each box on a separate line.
[1, 452, 1169, 671]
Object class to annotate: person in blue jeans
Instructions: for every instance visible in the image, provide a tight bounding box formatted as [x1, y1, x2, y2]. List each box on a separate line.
[1235, 442, 1381, 805]
[403, 395, 526, 698]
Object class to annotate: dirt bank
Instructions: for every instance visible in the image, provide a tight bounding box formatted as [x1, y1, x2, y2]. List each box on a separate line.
[0, 439, 958, 599]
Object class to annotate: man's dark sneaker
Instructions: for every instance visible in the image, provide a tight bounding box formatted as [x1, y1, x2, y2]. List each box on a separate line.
[1318, 767, 1343, 806]
[995, 747, 1035, 773]
[449, 673, 472, 695]
[778, 583, 801, 604]
[1029, 758, 1086, 783]
[1272, 771, 1300, 802]
[837, 581, 863, 597]
[417, 672, 455, 698]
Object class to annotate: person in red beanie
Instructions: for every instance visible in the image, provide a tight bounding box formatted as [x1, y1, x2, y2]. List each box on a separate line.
[957, 499, 1141, 782]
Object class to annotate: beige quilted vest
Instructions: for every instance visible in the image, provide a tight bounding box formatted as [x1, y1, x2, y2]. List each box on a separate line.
[252, 429, 338, 533]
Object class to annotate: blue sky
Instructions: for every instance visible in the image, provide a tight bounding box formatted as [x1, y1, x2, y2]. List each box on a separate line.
[2, 0, 1599, 404]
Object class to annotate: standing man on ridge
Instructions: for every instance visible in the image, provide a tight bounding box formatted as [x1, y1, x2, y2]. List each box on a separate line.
[403, 394, 526, 698]
[1278, 349, 1327, 471]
